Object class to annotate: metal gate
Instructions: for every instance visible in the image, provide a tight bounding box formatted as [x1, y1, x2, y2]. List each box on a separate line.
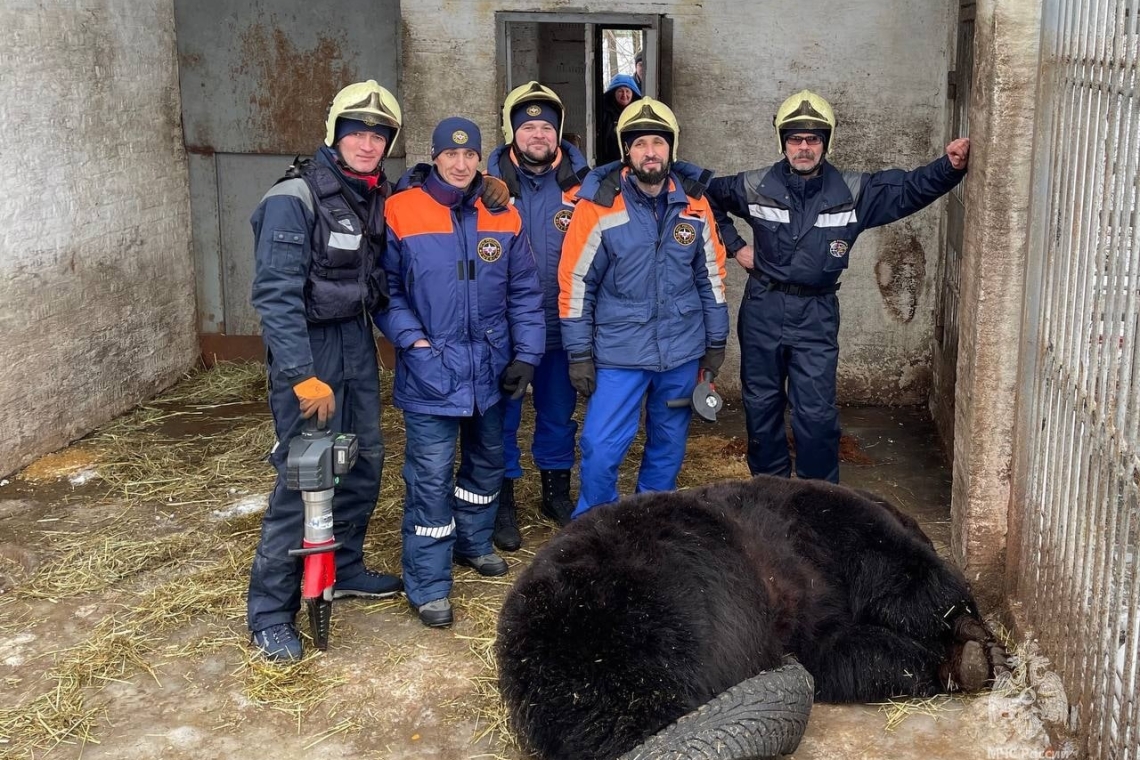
[173, 0, 402, 359]
[931, 0, 974, 454]
[1011, 0, 1140, 756]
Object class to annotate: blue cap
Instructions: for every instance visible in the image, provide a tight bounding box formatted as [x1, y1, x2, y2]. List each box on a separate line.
[510, 102, 561, 135]
[431, 117, 482, 159]
[333, 117, 394, 146]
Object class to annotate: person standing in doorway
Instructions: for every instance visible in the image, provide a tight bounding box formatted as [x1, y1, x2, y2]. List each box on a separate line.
[560, 98, 729, 518]
[247, 80, 404, 662]
[706, 89, 970, 483]
[596, 73, 642, 165]
[486, 82, 590, 550]
[378, 117, 544, 628]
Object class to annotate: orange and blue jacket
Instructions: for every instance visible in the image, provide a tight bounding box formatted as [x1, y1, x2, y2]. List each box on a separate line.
[558, 166, 728, 371]
[377, 169, 544, 417]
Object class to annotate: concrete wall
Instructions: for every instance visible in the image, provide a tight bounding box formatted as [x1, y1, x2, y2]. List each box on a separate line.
[401, 0, 957, 403]
[0, 0, 197, 477]
[949, 0, 1041, 606]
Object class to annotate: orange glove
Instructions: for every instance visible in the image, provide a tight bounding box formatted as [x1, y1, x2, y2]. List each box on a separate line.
[480, 174, 511, 210]
[293, 378, 335, 425]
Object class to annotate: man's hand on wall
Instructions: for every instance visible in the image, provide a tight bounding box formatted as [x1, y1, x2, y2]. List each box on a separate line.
[946, 138, 970, 170]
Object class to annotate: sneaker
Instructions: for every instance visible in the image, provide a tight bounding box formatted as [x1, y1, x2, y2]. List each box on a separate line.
[333, 569, 404, 599]
[251, 622, 303, 662]
[454, 552, 509, 577]
[411, 598, 453, 628]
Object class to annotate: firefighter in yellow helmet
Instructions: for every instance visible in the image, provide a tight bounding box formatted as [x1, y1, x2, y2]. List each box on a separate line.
[705, 89, 971, 484]
[485, 82, 591, 550]
[558, 97, 729, 518]
[246, 80, 404, 661]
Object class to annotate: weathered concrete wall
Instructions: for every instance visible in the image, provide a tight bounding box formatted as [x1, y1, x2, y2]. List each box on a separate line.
[950, 0, 1041, 606]
[401, 0, 956, 403]
[0, 1, 197, 477]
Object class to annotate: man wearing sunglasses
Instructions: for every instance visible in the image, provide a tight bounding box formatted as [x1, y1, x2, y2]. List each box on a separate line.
[707, 89, 969, 484]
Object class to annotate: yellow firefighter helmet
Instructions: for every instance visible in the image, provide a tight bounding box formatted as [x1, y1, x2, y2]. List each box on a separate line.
[323, 80, 402, 154]
[772, 89, 837, 153]
[501, 81, 565, 145]
[616, 97, 680, 162]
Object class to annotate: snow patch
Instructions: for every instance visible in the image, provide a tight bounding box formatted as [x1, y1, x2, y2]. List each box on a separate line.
[211, 493, 268, 520]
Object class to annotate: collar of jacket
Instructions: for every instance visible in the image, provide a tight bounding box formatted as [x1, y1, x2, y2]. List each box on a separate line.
[768, 158, 853, 207]
[423, 167, 482, 209]
[619, 167, 690, 207]
[316, 146, 379, 201]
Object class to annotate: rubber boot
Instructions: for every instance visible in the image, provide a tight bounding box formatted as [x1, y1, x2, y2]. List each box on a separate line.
[493, 478, 522, 552]
[540, 469, 574, 526]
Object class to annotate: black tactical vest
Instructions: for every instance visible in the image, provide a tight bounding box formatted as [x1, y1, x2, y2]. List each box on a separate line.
[288, 160, 390, 322]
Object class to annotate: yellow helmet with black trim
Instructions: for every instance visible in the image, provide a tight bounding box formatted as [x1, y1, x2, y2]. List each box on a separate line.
[324, 80, 402, 153]
[773, 89, 836, 153]
[616, 97, 680, 162]
[501, 81, 565, 145]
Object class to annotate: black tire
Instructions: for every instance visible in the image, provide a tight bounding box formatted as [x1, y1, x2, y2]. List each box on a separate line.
[617, 659, 814, 760]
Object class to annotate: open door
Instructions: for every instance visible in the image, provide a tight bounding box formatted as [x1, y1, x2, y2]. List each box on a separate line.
[497, 11, 672, 165]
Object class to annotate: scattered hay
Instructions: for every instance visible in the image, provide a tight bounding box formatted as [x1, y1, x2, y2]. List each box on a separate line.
[875, 694, 959, 731]
[161, 361, 267, 406]
[236, 646, 348, 727]
[19, 529, 211, 599]
[94, 418, 275, 509]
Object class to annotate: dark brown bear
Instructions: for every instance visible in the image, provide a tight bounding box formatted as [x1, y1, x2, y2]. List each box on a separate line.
[496, 475, 1005, 760]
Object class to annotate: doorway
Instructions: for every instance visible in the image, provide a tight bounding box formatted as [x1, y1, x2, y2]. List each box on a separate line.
[496, 11, 672, 164]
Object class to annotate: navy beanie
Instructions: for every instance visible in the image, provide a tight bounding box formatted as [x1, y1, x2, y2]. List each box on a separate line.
[334, 117, 394, 146]
[431, 117, 482, 159]
[510, 102, 561, 135]
[622, 129, 674, 154]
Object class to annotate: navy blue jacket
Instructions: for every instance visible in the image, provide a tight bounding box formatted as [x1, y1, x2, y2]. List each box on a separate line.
[376, 170, 545, 417]
[250, 147, 388, 385]
[707, 155, 966, 288]
[487, 141, 589, 351]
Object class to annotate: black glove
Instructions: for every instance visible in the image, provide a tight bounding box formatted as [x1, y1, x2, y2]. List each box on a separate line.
[480, 175, 511, 210]
[568, 358, 596, 397]
[699, 346, 726, 379]
[500, 359, 535, 400]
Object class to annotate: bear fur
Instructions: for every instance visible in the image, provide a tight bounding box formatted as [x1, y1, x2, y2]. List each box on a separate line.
[496, 475, 1002, 760]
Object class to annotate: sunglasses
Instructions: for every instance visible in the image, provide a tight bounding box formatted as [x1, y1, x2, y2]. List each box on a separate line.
[785, 135, 824, 146]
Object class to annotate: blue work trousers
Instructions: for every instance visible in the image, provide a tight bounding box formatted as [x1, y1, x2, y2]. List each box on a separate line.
[247, 317, 384, 632]
[573, 360, 698, 517]
[738, 279, 841, 483]
[400, 405, 504, 607]
[502, 349, 577, 478]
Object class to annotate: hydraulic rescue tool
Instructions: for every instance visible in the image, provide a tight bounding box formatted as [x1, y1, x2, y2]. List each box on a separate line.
[286, 419, 358, 650]
[666, 369, 724, 423]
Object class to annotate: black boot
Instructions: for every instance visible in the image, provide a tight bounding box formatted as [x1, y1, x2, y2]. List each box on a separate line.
[493, 478, 522, 552]
[540, 469, 574, 526]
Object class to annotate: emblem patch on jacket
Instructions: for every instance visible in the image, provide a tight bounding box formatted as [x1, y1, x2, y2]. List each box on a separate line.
[477, 237, 503, 263]
[553, 209, 573, 232]
[828, 240, 849, 257]
[673, 222, 697, 246]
